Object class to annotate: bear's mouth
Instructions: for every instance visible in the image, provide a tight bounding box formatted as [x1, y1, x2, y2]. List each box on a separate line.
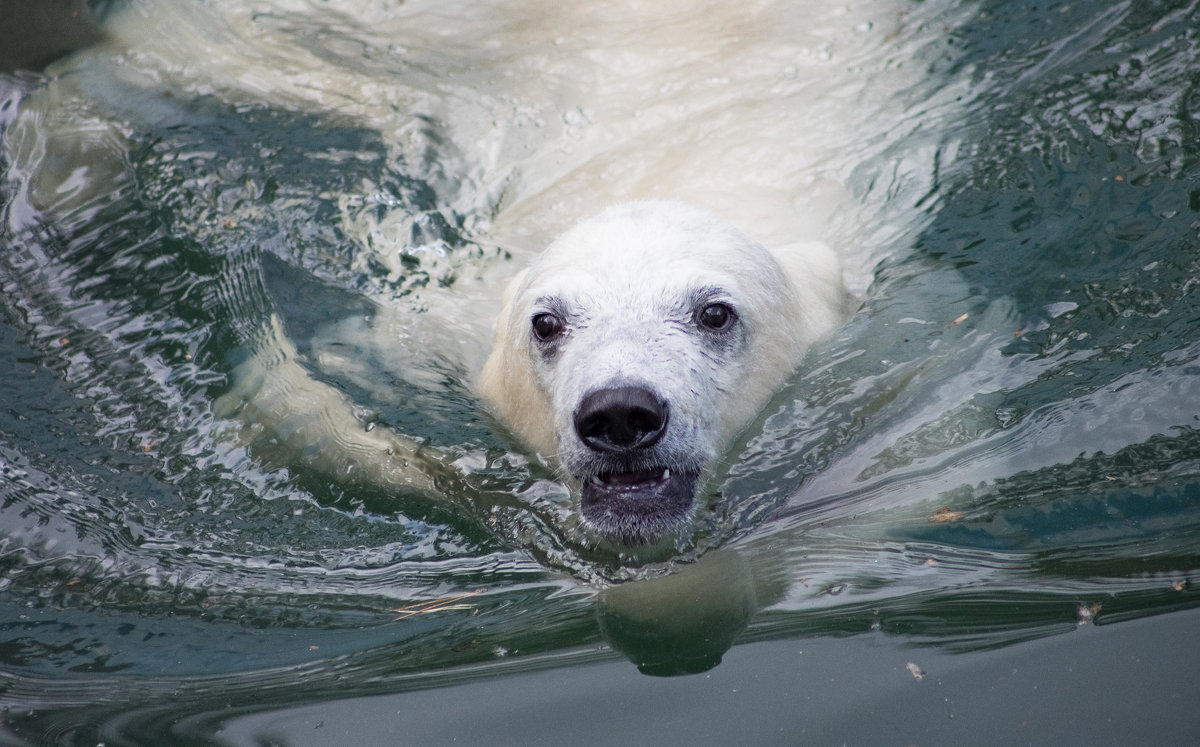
[579, 467, 699, 545]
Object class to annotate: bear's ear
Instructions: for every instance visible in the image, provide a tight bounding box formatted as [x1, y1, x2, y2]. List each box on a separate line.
[495, 268, 529, 320]
[767, 240, 855, 344]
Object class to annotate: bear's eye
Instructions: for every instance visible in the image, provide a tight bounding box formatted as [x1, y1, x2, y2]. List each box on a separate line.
[697, 302, 735, 331]
[531, 312, 565, 341]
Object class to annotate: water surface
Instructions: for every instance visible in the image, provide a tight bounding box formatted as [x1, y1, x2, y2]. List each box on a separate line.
[2, 0, 1199, 743]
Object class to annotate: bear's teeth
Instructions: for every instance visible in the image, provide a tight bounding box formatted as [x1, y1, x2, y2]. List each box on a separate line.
[590, 469, 668, 487]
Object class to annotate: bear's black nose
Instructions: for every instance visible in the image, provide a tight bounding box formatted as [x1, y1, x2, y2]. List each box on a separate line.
[574, 386, 668, 453]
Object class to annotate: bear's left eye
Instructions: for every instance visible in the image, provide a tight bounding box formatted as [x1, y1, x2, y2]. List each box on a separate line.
[531, 312, 565, 341]
[697, 302, 735, 331]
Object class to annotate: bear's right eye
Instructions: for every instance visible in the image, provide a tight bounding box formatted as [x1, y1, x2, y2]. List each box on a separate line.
[697, 302, 735, 331]
[531, 312, 564, 341]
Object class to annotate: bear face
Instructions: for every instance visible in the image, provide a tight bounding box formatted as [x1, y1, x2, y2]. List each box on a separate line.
[480, 201, 847, 544]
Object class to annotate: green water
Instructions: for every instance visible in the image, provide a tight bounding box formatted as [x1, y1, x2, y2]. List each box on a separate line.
[2, 0, 1200, 743]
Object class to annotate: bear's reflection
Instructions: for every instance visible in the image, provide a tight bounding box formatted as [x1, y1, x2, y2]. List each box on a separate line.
[598, 549, 781, 675]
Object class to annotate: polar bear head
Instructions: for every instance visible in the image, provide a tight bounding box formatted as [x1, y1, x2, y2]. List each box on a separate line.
[479, 201, 847, 544]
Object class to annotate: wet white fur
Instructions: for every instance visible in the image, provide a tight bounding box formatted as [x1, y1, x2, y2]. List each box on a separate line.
[9, 0, 970, 542]
[479, 201, 849, 488]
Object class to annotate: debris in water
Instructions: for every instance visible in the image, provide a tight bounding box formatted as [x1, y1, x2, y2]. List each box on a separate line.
[929, 507, 964, 522]
[1076, 603, 1101, 626]
[393, 589, 486, 621]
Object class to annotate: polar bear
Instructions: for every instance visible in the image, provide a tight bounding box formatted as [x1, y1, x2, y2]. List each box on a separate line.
[217, 200, 850, 546]
[479, 201, 850, 543]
